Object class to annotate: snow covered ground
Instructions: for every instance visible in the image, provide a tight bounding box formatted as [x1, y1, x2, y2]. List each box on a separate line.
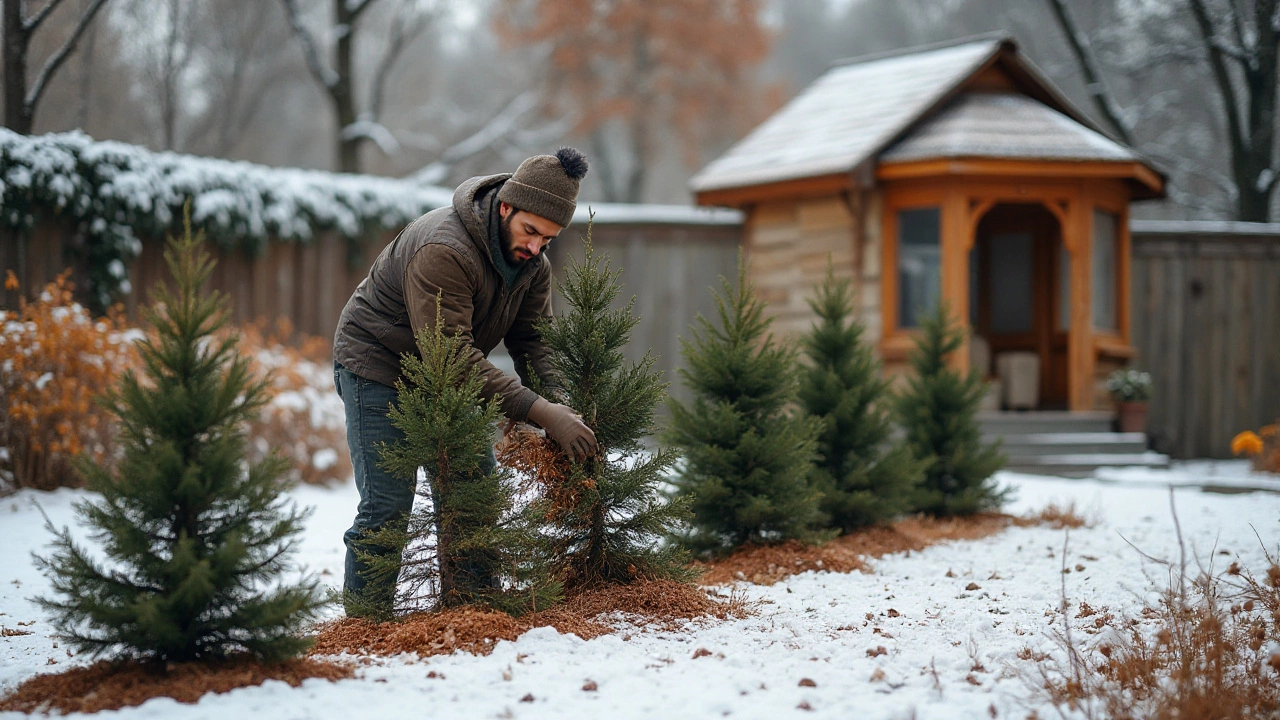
[2, 462, 1278, 719]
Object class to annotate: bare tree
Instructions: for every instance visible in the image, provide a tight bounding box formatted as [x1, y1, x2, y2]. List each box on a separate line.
[1048, 0, 1278, 221]
[279, 0, 434, 173]
[3, 0, 112, 133]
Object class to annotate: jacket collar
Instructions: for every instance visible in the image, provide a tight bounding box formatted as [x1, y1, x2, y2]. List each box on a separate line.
[452, 173, 546, 283]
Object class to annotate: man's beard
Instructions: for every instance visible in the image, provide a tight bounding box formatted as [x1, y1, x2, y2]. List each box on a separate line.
[498, 212, 526, 265]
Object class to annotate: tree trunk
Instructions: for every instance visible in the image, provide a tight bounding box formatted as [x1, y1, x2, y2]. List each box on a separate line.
[4, 0, 32, 133]
[333, 0, 360, 174]
[1236, 0, 1278, 221]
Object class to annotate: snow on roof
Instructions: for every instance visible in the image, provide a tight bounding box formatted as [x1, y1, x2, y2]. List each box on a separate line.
[574, 203, 742, 226]
[689, 37, 1003, 193]
[879, 92, 1140, 164]
[1130, 219, 1280, 236]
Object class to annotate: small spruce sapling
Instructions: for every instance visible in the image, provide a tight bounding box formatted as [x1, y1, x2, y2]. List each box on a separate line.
[35, 211, 324, 662]
[799, 264, 925, 532]
[664, 257, 825, 553]
[891, 302, 1007, 516]
[351, 296, 560, 618]
[502, 216, 691, 589]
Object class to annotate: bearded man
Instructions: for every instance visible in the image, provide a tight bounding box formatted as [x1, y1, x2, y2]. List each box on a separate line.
[332, 148, 597, 616]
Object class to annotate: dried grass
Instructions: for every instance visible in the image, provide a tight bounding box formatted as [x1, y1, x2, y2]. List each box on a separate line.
[1012, 501, 1092, 530]
[0, 655, 352, 715]
[1027, 496, 1280, 719]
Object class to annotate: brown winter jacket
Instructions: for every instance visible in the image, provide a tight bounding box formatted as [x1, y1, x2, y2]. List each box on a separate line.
[332, 173, 557, 421]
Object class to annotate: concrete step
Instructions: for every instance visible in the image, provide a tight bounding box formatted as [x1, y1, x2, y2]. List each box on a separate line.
[1004, 451, 1171, 478]
[995, 432, 1149, 456]
[978, 411, 1115, 435]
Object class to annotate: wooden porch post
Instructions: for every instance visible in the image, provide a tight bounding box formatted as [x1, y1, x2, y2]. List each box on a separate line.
[942, 187, 970, 373]
[1066, 195, 1095, 411]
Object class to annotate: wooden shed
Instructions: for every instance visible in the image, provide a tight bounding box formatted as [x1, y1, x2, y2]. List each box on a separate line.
[691, 35, 1165, 411]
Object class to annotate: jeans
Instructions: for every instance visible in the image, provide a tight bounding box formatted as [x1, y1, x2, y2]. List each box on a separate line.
[334, 362, 499, 616]
[334, 363, 411, 614]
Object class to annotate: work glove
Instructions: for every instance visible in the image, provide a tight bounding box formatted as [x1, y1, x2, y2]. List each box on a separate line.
[527, 397, 598, 462]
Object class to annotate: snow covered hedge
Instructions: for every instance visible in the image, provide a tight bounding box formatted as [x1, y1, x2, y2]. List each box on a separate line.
[0, 129, 452, 311]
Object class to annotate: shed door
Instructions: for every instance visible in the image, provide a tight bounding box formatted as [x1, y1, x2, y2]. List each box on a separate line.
[971, 204, 1068, 409]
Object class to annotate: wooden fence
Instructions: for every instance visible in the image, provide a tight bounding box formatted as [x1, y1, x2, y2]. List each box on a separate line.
[2, 213, 743, 408]
[8, 216, 1276, 458]
[1129, 221, 1280, 459]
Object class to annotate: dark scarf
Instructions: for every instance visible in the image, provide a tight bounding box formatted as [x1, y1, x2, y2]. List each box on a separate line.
[486, 187, 522, 289]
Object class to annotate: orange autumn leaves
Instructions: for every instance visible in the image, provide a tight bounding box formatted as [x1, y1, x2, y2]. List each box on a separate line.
[1, 271, 132, 490]
[1233, 425, 1278, 473]
[1, 273, 348, 491]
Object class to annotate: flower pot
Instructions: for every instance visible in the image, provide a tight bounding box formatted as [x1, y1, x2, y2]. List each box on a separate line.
[1116, 401, 1148, 434]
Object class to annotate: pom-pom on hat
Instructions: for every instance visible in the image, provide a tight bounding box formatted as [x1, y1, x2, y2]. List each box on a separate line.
[497, 147, 588, 228]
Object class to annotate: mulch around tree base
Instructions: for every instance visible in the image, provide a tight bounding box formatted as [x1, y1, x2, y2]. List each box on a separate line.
[695, 512, 1038, 586]
[0, 655, 352, 715]
[309, 578, 750, 660]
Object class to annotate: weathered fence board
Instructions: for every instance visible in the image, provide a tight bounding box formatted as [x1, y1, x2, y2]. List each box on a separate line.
[1130, 225, 1280, 459]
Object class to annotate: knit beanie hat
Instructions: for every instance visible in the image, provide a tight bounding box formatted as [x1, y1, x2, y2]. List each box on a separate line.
[496, 147, 588, 227]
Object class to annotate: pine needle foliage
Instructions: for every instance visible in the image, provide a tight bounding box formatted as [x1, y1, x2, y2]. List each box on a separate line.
[891, 302, 1007, 517]
[532, 218, 692, 589]
[34, 210, 324, 663]
[799, 265, 925, 533]
[665, 258, 825, 553]
[351, 296, 560, 619]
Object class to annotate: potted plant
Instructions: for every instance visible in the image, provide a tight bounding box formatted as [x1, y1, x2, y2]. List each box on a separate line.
[1105, 368, 1153, 434]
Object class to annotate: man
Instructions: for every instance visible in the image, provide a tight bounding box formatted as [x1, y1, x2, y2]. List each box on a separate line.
[332, 148, 597, 615]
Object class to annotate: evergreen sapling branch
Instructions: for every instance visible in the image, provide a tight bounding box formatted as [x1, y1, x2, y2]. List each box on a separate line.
[799, 263, 925, 533]
[34, 205, 325, 663]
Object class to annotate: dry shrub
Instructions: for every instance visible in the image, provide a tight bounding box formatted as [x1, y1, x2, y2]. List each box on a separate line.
[0, 655, 351, 714]
[309, 579, 750, 659]
[1014, 502, 1092, 530]
[1232, 424, 1280, 474]
[0, 271, 135, 492]
[697, 513, 1014, 585]
[1031, 527, 1280, 718]
[234, 317, 350, 485]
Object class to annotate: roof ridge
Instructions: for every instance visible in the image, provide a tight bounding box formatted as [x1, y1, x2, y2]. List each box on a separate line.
[829, 32, 1013, 69]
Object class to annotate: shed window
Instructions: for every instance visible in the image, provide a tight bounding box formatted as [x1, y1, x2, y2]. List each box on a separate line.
[897, 207, 940, 328]
[1091, 210, 1118, 331]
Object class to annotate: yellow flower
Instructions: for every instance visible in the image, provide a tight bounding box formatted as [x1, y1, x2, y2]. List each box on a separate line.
[1232, 431, 1264, 457]
[1260, 424, 1277, 438]
[3, 270, 18, 291]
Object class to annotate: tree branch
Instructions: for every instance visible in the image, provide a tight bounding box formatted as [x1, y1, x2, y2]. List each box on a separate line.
[346, 0, 376, 21]
[1045, 0, 1133, 144]
[24, 0, 110, 112]
[23, 0, 65, 34]
[409, 91, 541, 185]
[1188, 0, 1248, 158]
[369, 0, 431, 122]
[280, 0, 341, 91]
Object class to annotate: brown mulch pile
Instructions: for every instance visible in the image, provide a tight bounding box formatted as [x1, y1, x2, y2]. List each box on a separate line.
[0, 655, 351, 715]
[696, 512, 1022, 585]
[308, 578, 747, 660]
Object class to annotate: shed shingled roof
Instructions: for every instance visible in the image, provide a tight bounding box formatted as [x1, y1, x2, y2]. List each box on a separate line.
[879, 92, 1140, 164]
[688, 38, 1004, 193]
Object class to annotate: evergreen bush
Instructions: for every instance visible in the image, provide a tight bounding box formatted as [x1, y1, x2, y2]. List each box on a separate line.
[798, 266, 925, 532]
[34, 212, 324, 662]
[891, 302, 1007, 516]
[504, 221, 691, 589]
[665, 259, 825, 553]
[351, 298, 560, 618]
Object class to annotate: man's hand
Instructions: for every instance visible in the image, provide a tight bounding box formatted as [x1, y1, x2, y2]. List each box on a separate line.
[527, 397, 598, 462]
